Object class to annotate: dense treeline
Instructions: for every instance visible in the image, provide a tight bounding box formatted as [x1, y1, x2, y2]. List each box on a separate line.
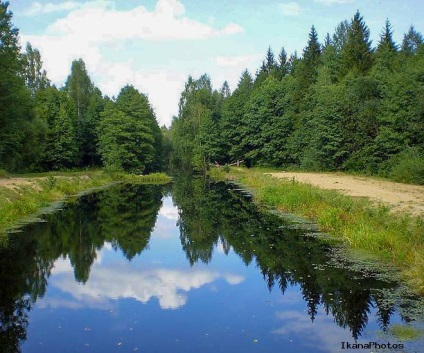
[0, 2, 163, 173]
[170, 11, 424, 184]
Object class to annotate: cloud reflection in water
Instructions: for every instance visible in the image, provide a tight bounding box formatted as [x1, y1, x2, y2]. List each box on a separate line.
[38, 256, 244, 310]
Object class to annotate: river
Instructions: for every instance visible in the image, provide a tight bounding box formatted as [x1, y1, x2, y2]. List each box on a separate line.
[1, 177, 423, 353]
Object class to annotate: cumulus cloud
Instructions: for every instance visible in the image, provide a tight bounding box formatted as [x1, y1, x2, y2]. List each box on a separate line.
[23, 1, 83, 16]
[46, 257, 245, 310]
[19, 0, 243, 125]
[279, 2, 302, 16]
[40, 0, 243, 42]
[158, 200, 180, 221]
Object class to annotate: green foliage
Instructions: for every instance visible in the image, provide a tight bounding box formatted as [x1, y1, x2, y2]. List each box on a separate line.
[171, 74, 225, 172]
[169, 12, 423, 185]
[21, 42, 50, 96]
[339, 11, 373, 76]
[386, 148, 424, 185]
[97, 86, 162, 174]
[0, 2, 46, 172]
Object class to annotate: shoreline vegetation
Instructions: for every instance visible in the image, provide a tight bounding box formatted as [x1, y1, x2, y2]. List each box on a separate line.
[0, 171, 170, 238]
[209, 167, 424, 295]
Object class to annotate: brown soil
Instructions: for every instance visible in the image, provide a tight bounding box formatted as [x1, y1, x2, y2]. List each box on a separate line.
[267, 172, 424, 216]
[0, 177, 40, 190]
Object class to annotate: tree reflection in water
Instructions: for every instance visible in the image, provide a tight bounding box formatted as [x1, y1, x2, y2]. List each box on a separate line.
[0, 179, 422, 352]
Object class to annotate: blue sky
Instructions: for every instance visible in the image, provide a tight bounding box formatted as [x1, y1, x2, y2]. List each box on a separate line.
[9, 0, 424, 126]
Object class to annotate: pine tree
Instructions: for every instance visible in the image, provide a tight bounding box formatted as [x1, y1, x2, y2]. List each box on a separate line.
[265, 46, 277, 74]
[401, 25, 424, 55]
[303, 25, 321, 65]
[377, 19, 397, 52]
[277, 47, 289, 79]
[220, 81, 231, 99]
[375, 19, 398, 69]
[339, 11, 373, 76]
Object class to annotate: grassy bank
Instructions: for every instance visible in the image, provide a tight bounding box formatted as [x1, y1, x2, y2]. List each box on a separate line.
[0, 171, 171, 236]
[210, 167, 424, 294]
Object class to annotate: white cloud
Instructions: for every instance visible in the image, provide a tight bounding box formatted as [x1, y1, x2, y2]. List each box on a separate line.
[221, 23, 244, 35]
[23, 1, 83, 16]
[43, 0, 243, 42]
[272, 310, 365, 353]
[19, 0, 244, 126]
[46, 256, 245, 310]
[279, 2, 302, 16]
[158, 201, 180, 221]
[314, 0, 354, 4]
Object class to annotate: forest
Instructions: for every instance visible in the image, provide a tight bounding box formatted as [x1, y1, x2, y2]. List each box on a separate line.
[0, 2, 164, 174]
[170, 12, 424, 184]
[1, 1, 424, 184]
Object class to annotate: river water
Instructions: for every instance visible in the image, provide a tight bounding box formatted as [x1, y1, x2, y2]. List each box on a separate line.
[1, 177, 423, 353]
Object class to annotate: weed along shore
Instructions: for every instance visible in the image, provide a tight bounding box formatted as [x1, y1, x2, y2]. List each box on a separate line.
[210, 167, 424, 295]
[0, 171, 171, 237]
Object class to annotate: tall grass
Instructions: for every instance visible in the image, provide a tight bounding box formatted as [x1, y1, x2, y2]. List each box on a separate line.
[210, 167, 424, 294]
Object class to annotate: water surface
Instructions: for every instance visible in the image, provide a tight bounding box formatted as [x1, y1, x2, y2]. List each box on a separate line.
[1, 178, 423, 353]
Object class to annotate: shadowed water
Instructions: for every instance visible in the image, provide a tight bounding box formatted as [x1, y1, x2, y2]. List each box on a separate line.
[0, 177, 423, 353]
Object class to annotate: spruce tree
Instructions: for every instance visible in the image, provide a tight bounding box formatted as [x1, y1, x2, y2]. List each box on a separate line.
[401, 25, 424, 55]
[339, 11, 373, 76]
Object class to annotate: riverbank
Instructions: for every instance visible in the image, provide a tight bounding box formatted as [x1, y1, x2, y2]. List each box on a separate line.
[0, 171, 170, 237]
[210, 167, 424, 295]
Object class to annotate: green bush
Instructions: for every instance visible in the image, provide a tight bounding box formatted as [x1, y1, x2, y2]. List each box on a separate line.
[387, 148, 424, 185]
[0, 169, 10, 178]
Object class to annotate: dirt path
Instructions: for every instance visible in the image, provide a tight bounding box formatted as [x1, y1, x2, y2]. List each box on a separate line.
[0, 177, 40, 189]
[267, 172, 424, 216]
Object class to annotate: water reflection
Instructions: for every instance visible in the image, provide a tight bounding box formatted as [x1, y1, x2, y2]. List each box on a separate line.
[171, 175, 422, 340]
[0, 179, 422, 352]
[43, 255, 244, 310]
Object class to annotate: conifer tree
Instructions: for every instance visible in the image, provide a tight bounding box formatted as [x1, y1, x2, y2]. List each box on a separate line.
[339, 11, 373, 76]
[401, 25, 424, 55]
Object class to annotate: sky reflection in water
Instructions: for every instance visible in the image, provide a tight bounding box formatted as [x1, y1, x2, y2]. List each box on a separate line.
[3, 183, 421, 353]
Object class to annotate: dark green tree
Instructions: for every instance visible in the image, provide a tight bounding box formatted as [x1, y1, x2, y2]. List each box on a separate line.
[339, 11, 373, 76]
[44, 91, 78, 170]
[0, 2, 45, 171]
[97, 101, 154, 172]
[65, 59, 95, 166]
[116, 85, 162, 172]
[220, 70, 253, 163]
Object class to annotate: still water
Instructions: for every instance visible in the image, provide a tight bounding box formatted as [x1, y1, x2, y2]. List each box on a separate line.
[1, 177, 423, 353]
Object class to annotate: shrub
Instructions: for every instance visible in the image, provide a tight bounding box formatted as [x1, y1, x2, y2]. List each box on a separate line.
[387, 148, 424, 185]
